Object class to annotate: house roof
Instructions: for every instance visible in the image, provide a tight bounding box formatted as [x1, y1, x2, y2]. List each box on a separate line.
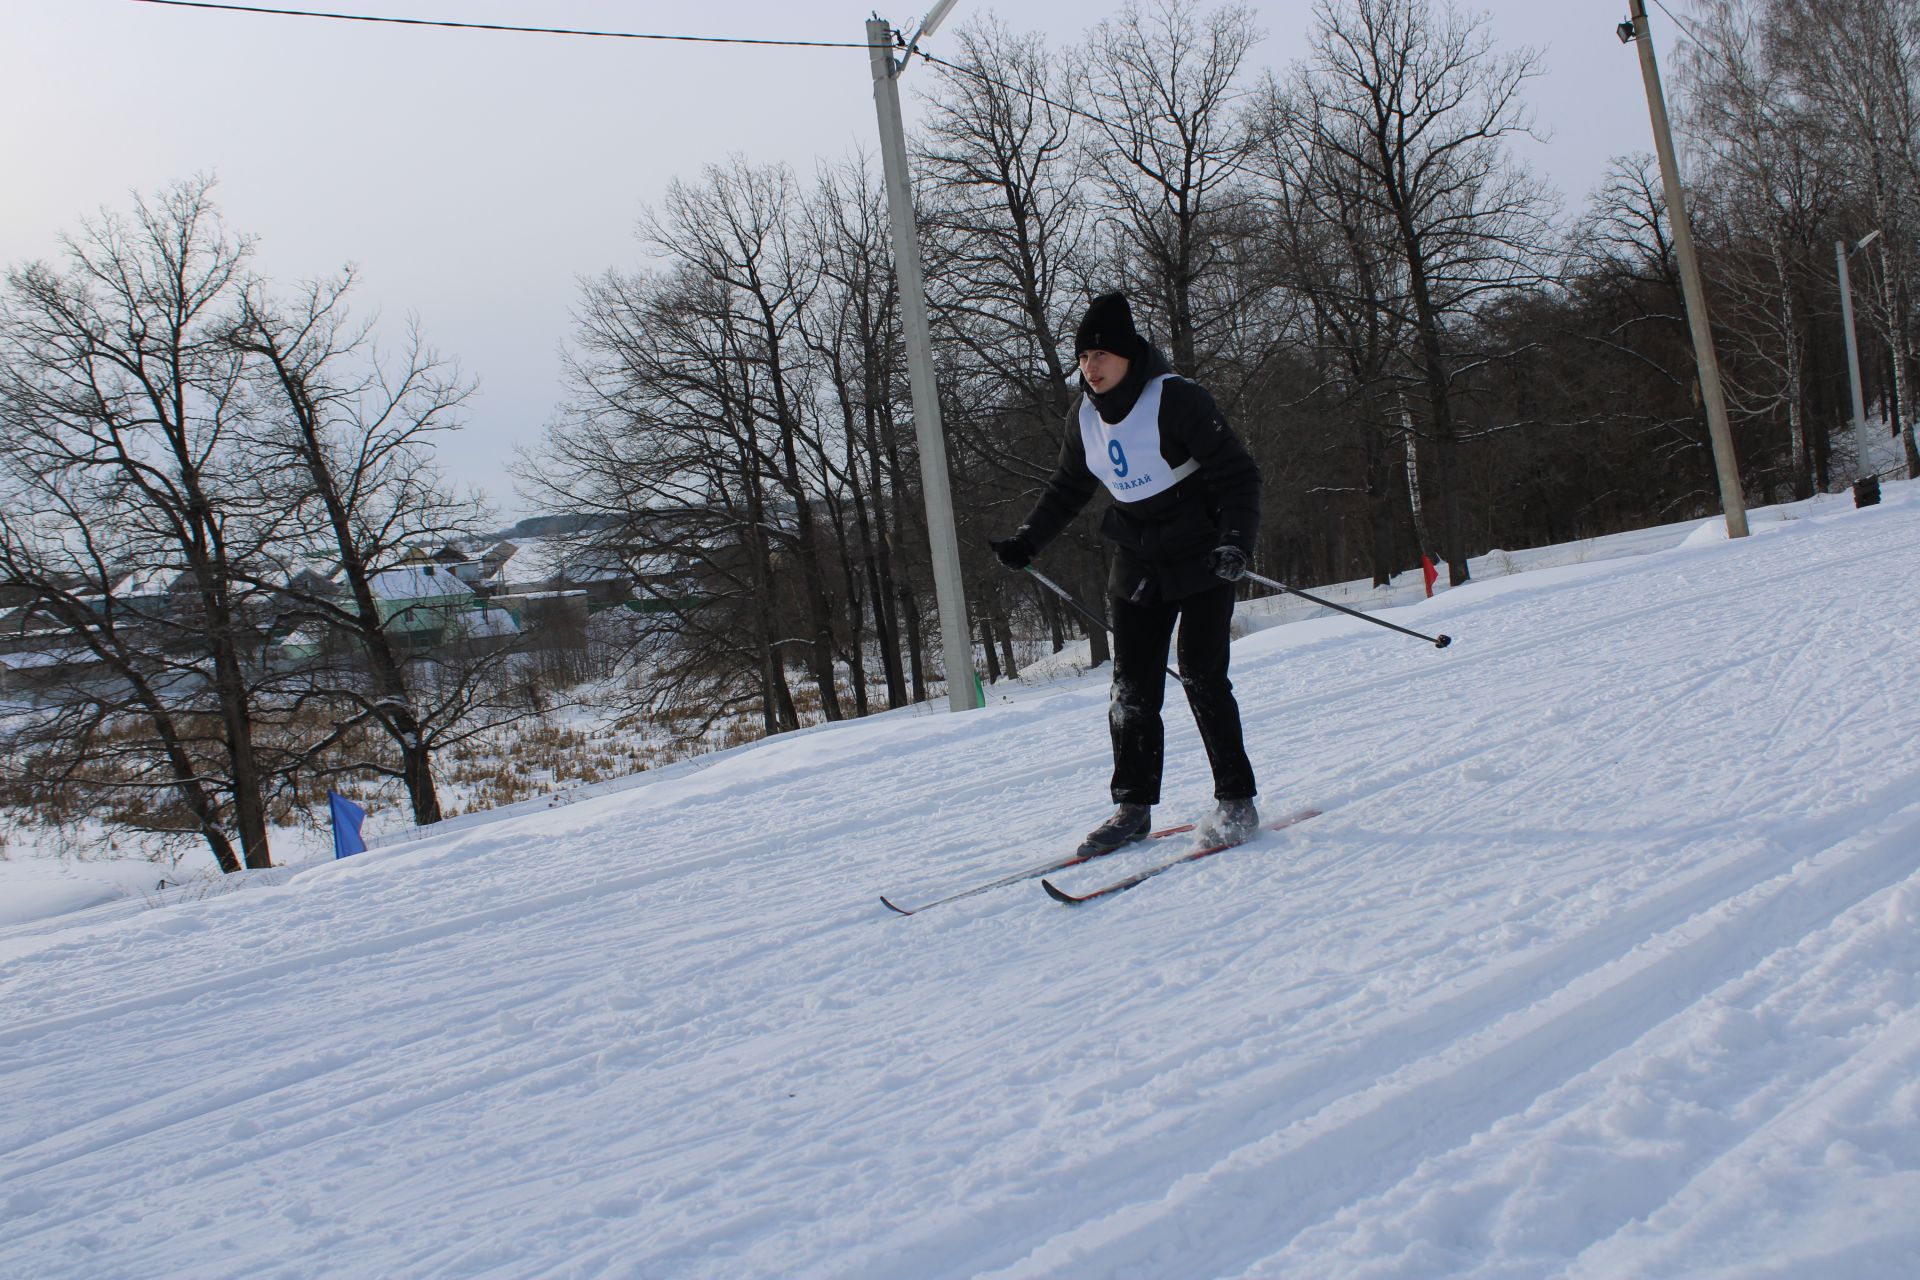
[457, 607, 520, 640]
[365, 565, 476, 601]
[498, 537, 627, 587]
[500, 537, 569, 584]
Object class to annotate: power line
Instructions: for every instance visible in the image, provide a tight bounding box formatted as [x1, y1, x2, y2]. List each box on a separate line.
[918, 49, 1116, 137]
[1649, 0, 1715, 56]
[127, 0, 884, 49]
[916, 48, 1273, 186]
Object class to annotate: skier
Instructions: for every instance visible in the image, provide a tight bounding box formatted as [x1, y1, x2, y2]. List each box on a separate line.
[991, 291, 1263, 856]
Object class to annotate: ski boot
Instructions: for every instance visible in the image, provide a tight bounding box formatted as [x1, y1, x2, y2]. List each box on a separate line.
[1196, 798, 1259, 847]
[1077, 803, 1152, 857]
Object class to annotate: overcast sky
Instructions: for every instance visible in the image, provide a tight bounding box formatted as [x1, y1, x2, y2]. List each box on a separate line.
[3, 0, 1689, 519]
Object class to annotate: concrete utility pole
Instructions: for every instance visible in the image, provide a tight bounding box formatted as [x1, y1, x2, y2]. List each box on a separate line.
[1836, 232, 1880, 480]
[1620, 0, 1749, 538]
[867, 10, 979, 712]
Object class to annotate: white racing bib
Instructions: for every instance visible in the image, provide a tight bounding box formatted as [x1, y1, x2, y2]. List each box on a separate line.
[1078, 373, 1200, 503]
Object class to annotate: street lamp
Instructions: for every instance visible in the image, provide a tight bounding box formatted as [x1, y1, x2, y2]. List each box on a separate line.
[1836, 229, 1882, 498]
[867, 6, 980, 711]
[1620, 0, 1749, 538]
[900, 0, 960, 67]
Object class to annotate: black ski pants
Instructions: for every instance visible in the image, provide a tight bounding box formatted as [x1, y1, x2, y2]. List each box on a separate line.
[1108, 581, 1256, 806]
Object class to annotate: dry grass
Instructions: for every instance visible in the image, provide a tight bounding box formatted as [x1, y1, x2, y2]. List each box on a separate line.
[438, 720, 672, 816]
[0, 664, 946, 848]
[0, 702, 399, 850]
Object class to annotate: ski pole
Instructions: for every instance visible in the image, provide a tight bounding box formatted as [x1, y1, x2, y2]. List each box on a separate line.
[1020, 566, 1187, 686]
[1243, 570, 1452, 649]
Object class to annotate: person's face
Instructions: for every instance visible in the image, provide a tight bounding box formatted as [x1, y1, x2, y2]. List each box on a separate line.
[1078, 348, 1130, 394]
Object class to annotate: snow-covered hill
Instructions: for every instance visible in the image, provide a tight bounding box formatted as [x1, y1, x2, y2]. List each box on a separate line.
[3, 485, 1918, 1279]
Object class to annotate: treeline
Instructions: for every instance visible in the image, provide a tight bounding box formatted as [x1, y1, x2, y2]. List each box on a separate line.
[8, 0, 1920, 869]
[531, 0, 1920, 738]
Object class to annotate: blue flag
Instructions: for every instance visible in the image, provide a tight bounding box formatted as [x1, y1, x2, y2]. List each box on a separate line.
[329, 790, 367, 859]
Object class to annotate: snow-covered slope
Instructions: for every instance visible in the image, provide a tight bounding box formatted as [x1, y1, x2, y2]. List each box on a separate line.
[4, 486, 1918, 1279]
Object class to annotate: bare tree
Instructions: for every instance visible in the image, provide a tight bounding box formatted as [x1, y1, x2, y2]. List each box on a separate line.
[1297, 0, 1556, 584]
[0, 508, 249, 871]
[920, 17, 1114, 667]
[648, 160, 851, 720]
[1681, 1, 1847, 497]
[923, 18, 1092, 421]
[1257, 79, 1422, 586]
[532, 256, 806, 737]
[1576, 155, 1680, 300]
[0, 178, 282, 868]
[1770, 0, 1920, 476]
[227, 271, 505, 827]
[800, 156, 916, 708]
[1080, 0, 1265, 379]
[1567, 155, 1724, 500]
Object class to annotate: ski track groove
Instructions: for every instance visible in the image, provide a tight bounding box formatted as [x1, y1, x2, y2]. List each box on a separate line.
[968, 799, 1920, 1280]
[1559, 1000, 1920, 1280]
[859, 523, 1920, 1276]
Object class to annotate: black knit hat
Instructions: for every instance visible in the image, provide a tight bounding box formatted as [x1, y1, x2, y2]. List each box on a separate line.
[1074, 291, 1146, 361]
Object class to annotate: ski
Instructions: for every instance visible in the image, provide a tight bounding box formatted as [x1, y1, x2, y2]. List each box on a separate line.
[1041, 807, 1323, 905]
[880, 821, 1197, 917]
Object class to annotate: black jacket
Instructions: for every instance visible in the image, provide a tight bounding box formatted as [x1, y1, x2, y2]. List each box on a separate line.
[1015, 345, 1261, 603]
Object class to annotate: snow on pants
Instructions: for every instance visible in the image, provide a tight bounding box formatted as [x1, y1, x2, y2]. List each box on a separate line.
[1107, 581, 1256, 806]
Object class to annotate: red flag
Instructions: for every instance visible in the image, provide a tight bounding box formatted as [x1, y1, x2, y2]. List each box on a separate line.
[1421, 554, 1438, 598]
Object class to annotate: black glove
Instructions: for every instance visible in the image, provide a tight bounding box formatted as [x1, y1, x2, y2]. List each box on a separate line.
[1209, 545, 1248, 582]
[990, 535, 1035, 572]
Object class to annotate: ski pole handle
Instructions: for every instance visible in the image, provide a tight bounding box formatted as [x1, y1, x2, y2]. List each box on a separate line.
[1243, 570, 1452, 649]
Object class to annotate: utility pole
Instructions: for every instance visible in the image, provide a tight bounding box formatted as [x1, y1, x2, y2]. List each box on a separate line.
[867, 9, 979, 712]
[1620, 0, 1749, 538]
[1836, 232, 1880, 481]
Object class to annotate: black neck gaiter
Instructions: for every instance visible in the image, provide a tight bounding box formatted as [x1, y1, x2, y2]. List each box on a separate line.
[1085, 345, 1169, 424]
